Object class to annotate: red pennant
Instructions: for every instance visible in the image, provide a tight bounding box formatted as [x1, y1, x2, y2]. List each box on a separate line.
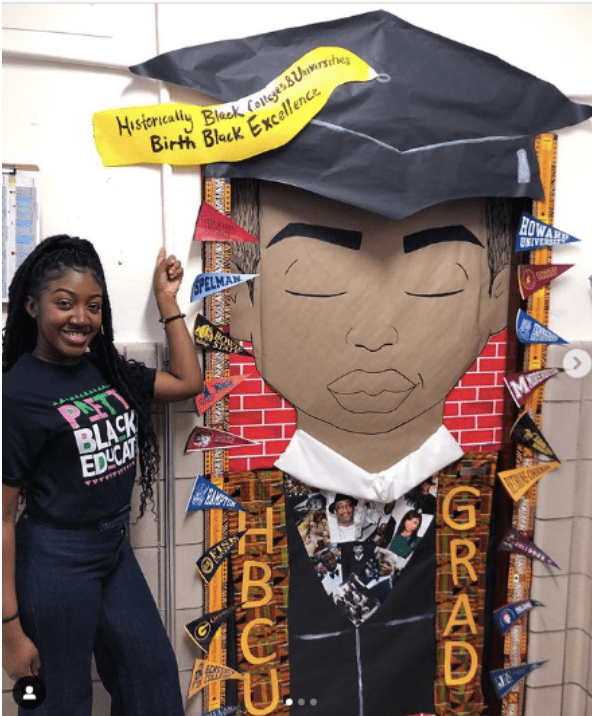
[194, 202, 259, 243]
[504, 367, 561, 407]
[185, 426, 257, 452]
[518, 264, 573, 299]
[194, 374, 248, 416]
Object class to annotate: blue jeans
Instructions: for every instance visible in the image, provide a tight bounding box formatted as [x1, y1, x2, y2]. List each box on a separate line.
[15, 510, 184, 716]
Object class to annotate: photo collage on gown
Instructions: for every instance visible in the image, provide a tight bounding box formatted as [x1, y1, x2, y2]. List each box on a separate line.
[285, 476, 438, 626]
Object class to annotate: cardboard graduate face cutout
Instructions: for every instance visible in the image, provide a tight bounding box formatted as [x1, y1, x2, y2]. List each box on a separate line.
[130, 9, 589, 469]
[230, 181, 510, 468]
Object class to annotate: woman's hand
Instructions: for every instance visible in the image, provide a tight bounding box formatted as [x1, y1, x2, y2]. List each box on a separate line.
[2, 622, 41, 681]
[151, 248, 204, 402]
[153, 248, 183, 305]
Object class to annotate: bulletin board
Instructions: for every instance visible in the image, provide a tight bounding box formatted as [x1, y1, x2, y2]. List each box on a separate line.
[2, 165, 39, 302]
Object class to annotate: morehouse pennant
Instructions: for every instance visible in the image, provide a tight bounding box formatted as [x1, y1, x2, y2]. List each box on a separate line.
[187, 658, 243, 700]
[490, 661, 546, 699]
[194, 202, 259, 243]
[498, 528, 560, 569]
[498, 462, 561, 501]
[190, 271, 258, 303]
[185, 426, 257, 452]
[195, 531, 246, 583]
[186, 475, 247, 513]
[515, 212, 580, 252]
[493, 599, 543, 636]
[510, 411, 559, 462]
[504, 367, 562, 407]
[517, 263, 573, 299]
[193, 313, 253, 356]
[516, 309, 567, 345]
[194, 374, 248, 416]
[185, 604, 237, 653]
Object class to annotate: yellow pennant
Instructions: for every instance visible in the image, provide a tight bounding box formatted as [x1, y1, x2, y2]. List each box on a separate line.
[498, 461, 560, 501]
[93, 47, 377, 167]
[187, 658, 243, 699]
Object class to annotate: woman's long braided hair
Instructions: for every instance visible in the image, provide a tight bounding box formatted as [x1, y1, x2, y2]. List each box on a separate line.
[2, 234, 159, 516]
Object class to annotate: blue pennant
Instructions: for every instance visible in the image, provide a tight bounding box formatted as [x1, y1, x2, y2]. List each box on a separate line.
[490, 661, 546, 699]
[190, 272, 257, 302]
[187, 475, 247, 513]
[515, 212, 580, 252]
[516, 310, 567, 345]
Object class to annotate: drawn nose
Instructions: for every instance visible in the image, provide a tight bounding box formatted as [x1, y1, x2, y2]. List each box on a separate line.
[346, 324, 399, 352]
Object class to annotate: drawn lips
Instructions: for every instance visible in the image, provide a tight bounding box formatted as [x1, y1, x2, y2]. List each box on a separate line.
[327, 370, 417, 413]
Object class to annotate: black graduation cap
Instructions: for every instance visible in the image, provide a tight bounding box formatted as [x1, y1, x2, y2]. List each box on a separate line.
[130, 10, 592, 220]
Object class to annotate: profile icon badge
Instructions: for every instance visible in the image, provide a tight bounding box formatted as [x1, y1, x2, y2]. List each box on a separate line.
[12, 675, 46, 709]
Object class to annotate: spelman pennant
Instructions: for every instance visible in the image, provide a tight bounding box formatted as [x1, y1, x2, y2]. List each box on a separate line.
[185, 426, 257, 452]
[490, 661, 546, 699]
[498, 528, 560, 569]
[498, 462, 560, 501]
[504, 367, 562, 407]
[194, 314, 253, 356]
[510, 411, 559, 462]
[517, 264, 573, 299]
[194, 375, 248, 416]
[191, 272, 257, 303]
[93, 47, 377, 167]
[515, 212, 580, 252]
[195, 531, 246, 583]
[185, 605, 237, 653]
[493, 599, 543, 636]
[186, 475, 246, 513]
[516, 309, 567, 345]
[194, 202, 259, 243]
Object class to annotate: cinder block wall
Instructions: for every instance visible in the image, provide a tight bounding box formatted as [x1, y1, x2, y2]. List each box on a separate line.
[524, 342, 592, 716]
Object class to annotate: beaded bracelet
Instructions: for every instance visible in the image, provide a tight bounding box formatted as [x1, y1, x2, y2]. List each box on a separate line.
[2, 611, 19, 624]
[159, 313, 186, 326]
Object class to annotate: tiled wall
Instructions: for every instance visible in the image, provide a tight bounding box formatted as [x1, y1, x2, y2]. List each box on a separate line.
[524, 342, 592, 716]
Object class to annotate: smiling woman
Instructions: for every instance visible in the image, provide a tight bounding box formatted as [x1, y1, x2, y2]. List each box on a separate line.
[25, 268, 104, 365]
[2, 234, 202, 715]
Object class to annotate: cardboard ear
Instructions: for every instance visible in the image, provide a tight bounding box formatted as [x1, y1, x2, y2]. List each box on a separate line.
[228, 280, 257, 343]
[488, 265, 511, 337]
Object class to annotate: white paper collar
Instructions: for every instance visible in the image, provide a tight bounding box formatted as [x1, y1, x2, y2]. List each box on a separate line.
[275, 426, 464, 503]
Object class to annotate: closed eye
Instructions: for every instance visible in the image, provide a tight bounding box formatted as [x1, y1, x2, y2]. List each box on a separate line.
[285, 290, 347, 298]
[404, 263, 469, 298]
[405, 289, 465, 298]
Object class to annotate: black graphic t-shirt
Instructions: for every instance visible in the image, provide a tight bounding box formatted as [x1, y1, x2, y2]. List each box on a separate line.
[2, 352, 155, 525]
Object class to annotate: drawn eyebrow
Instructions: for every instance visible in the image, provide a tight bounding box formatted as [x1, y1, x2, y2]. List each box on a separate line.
[403, 226, 483, 253]
[267, 223, 362, 250]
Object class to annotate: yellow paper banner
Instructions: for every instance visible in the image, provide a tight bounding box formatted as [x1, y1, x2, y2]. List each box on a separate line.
[93, 47, 377, 167]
